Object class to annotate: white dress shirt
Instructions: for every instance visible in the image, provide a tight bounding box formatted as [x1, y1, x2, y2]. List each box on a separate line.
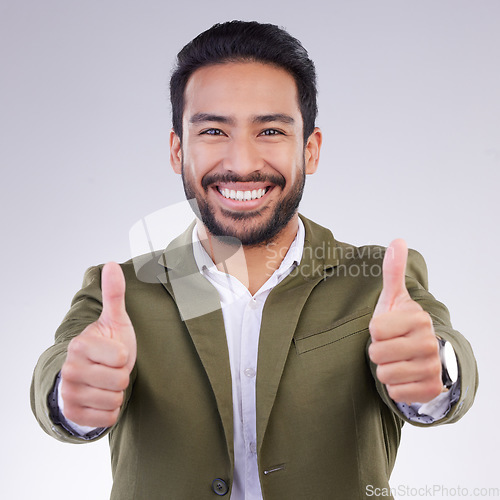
[191, 220, 305, 500]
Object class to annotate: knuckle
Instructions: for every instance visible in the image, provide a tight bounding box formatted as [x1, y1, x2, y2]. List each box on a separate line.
[368, 343, 379, 363]
[59, 381, 72, 401]
[112, 391, 124, 409]
[417, 311, 433, 329]
[105, 409, 120, 427]
[431, 379, 443, 395]
[67, 336, 85, 356]
[60, 381, 85, 407]
[376, 365, 390, 384]
[61, 363, 79, 383]
[60, 363, 70, 380]
[116, 372, 130, 391]
[419, 340, 434, 357]
[421, 336, 439, 357]
[409, 300, 423, 312]
[369, 317, 382, 339]
[386, 384, 399, 401]
[115, 345, 129, 367]
[428, 359, 442, 378]
[68, 331, 98, 357]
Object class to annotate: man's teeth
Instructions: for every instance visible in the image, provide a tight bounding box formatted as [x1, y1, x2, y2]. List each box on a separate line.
[218, 187, 268, 201]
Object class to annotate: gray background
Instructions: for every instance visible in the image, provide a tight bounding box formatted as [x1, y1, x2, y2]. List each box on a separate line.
[1, 1, 498, 498]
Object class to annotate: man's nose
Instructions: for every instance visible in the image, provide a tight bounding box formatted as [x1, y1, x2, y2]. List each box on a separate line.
[223, 137, 264, 175]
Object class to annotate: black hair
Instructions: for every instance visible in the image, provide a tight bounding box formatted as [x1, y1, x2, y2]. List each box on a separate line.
[170, 20, 318, 142]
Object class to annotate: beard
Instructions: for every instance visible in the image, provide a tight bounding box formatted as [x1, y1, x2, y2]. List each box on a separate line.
[181, 163, 306, 247]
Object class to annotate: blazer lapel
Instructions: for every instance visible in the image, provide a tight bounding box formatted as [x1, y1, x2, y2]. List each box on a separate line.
[256, 215, 341, 452]
[156, 224, 234, 466]
[152, 216, 342, 463]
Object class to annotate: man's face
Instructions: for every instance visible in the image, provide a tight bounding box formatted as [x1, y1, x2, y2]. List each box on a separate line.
[170, 61, 320, 246]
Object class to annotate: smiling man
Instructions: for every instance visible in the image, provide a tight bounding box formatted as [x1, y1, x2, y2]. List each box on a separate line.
[175, 62, 317, 244]
[172, 60, 321, 295]
[31, 21, 478, 499]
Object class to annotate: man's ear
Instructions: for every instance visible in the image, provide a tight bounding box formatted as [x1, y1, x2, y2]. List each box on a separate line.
[170, 129, 182, 174]
[304, 127, 322, 175]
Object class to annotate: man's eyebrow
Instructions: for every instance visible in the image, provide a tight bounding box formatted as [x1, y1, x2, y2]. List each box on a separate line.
[252, 114, 295, 125]
[189, 113, 235, 125]
[189, 113, 295, 126]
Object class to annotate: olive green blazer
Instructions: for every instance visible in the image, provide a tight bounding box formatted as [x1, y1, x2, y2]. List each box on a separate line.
[31, 215, 478, 499]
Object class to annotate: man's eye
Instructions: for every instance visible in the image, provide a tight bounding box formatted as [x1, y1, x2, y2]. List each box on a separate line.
[201, 128, 224, 136]
[260, 129, 283, 136]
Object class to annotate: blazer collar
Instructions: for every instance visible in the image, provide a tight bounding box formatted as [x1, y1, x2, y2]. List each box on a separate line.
[156, 220, 234, 470]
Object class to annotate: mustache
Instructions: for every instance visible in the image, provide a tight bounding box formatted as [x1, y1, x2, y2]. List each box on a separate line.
[201, 171, 286, 190]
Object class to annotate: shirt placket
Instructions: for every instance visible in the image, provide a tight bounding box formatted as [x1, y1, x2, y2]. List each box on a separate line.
[240, 294, 262, 498]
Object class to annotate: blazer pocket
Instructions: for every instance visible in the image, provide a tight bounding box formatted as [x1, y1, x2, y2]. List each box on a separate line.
[294, 308, 372, 354]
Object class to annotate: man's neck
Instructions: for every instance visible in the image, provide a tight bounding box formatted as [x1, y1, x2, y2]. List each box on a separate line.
[197, 215, 300, 296]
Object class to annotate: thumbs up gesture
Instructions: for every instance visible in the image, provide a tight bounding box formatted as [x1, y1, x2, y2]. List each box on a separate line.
[368, 240, 443, 404]
[60, 262, 137, 427]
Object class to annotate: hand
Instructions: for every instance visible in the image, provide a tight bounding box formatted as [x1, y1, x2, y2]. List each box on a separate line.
[368, 239, 442, 404]
[60, 262, 137, 427]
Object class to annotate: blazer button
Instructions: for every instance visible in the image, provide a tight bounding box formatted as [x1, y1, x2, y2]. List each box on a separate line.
[212, 478, 229, 496]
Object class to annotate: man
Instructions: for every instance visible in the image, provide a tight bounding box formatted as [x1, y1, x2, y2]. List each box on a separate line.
[31, 21, 477, 499]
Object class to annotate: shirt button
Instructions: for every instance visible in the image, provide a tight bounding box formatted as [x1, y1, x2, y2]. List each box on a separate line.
[244, 368, 256, 378]
[212, 478, 228, 496]
[250, 442, 257, 454]
[248, 298, 258, 309]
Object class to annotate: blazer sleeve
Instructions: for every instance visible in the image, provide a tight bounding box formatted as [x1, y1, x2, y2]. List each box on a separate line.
[30, 265, 135, 443]
[368, 248, 479, 427]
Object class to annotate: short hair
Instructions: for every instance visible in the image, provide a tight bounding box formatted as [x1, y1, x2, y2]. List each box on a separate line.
[170, 20, 318, 143]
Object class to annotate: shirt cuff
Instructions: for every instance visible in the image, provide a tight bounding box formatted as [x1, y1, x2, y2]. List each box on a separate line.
[395, 378, 461, 424]
[48, 372, 107, 440]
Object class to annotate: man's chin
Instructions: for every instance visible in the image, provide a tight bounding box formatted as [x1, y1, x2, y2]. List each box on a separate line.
[201, 213, 281, 247]
[208, 225, 272, 248]
[219, 207, 265, 222]
[204, 219, 292, 248]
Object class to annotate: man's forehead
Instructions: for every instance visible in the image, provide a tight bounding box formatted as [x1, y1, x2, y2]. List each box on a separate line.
[185, 60, 295, 84]
[182, 61, 301, 123]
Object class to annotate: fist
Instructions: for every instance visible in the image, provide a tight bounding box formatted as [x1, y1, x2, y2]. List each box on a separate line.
[368, 239, 443, 404]
[60, 262, 137, 428]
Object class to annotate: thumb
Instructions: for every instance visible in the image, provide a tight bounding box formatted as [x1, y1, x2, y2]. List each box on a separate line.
[374, 239, 410, 315]
[100, 262, 129, 326]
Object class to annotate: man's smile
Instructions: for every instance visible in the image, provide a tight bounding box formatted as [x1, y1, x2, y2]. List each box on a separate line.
[217, 186, 270, 201]
[211, 183, 275, 211]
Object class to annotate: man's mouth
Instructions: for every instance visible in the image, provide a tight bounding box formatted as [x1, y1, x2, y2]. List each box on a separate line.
[217, 186, 270, 201]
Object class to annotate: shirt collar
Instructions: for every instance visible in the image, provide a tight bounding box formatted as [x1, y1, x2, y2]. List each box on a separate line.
[192, 218, 305, 280]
